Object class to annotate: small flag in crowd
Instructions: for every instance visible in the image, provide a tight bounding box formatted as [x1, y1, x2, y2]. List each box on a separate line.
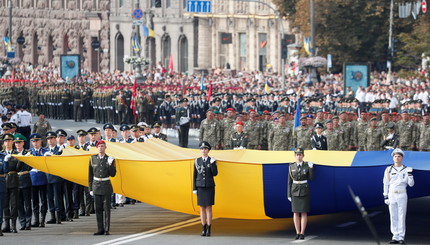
[130, 78, 138, 120]
[142, 25, 156, 38]
[294, 96, 302, 129]
[200, 75, 205, 91]
[168, 54, 174, 74]
[132, 34, 141, 52]
[264, 80, 271, 93]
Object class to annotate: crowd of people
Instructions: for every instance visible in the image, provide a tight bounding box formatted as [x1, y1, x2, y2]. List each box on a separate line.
[0, 63, 429, 237]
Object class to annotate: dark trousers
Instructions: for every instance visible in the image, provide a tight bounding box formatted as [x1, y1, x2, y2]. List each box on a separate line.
[72, 184, 83, 210]
[32, 185, 48, 218]
[73, 100, 82, 122]
[178, 123, 190, 148]
[94, 194, 112, 233]
[17, 126, 31, 149]
[4, 187, 19, 220]
[18, 187, 32, 228]
[63, 181, 74, 219]
[84, 187, 94, 215]
[0, 192, 4, 226]
[47, 182, 65, 217]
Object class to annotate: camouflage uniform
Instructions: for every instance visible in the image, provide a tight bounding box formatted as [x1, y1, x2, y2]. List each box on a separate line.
[293, 125, 313, 150]
[268, 123, 292, 151]
[397, 120, 416, 150]
[417, 122, 430, 151]
[244, 120, 261, 150]
[220, 117, 236, 150]
[364, 126, 384, 151]
[199, 118, 221, 148]
[321, 129, 341, 151]
[355, 120, 368, 151]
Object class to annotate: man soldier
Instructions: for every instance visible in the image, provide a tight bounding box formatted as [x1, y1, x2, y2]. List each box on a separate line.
[220, 108, 236, 150]
[199, 110, 221, 150]
[244, 109, 262, 150]
[88, 141, 116, 235]
[103, 124, 117, 142]
[28, 134, 48, 228]
[2, 133, 22, 233]
[14, 134, 32, 231]
[152, 122, 167, 141]
[159, 95, 175, 129]
[129, 125, 145, 143]
[116, 90, 127, 124]
[176, 98, 191, 148]
[268, 114, 292, 151]
[44, 132, 65, 224]
[311, 123, 328, 150]
[231, 121, 248, 149]
[355, 112, 369, 151]
[87, 127, 100, 147]
[383, 149, 414, 244]
[60, 86, 71, 120]
[417, 113, 430, 151]
[321, 120, 341, 151]
[381, 123, 400, 150]
[76, 130, 90, 151]
[293, 116, 313, 150]
[118, 125, 132, 143]
[397, 111, 416, 151]
[364, 117, 384, 151]
[72, 87, 83, 122]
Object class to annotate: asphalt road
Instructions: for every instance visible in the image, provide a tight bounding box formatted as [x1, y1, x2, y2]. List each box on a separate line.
[2, 118, 428, 245]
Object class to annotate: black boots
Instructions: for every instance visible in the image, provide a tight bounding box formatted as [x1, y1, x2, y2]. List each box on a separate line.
[31, 215, 40, 227]
[11, 219, 18, 233]
[201, 224, 207, 236]
[40, 215, 46, 227]
[46, 212, 56, 224]
[2, 219, 10, 232]
[56, 212, 62, 224]
[200, 224, 212, 237]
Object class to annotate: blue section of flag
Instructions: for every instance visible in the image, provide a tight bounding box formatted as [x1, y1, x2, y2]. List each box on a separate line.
[294, 97, 301, 129]
[200, 75, 205, 91]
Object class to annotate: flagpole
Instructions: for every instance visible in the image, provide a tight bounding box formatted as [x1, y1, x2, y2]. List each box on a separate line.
[8, 0, 12, 48]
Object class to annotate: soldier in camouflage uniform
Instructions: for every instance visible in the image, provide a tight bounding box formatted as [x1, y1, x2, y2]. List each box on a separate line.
[244, 110, 262, 150]
[268, 114, 292, 151]
[293, 116, 313, 150]
[397, 111, 416, 150]
[355, 113, 369, 151]
[220, 108, 236, 150]
[259, 110, 272, 150]
[338, 112, 354, 150]
[199, 110, 221, 150]
[364, 117, 384, 151]
[417, 113, 430, 151]
[321, 120, 341, 151]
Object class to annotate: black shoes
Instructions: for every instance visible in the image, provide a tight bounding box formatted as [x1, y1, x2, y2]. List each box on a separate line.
[206, 225, 211, 237]
[295, 234, 300, 240]
[398, 241, 405, 244]
[105, 231, 110, 235]
[388, 240, 399, 244]
[299, 234, 305, 240]
[201, 224, 207, 236]
[94, 230, 104, 235]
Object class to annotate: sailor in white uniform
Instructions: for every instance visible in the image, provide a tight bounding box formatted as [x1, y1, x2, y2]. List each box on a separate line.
[383, 148, 414, 244]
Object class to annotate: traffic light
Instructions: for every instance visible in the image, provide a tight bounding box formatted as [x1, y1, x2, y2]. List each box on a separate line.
[281, 34, 295, 59]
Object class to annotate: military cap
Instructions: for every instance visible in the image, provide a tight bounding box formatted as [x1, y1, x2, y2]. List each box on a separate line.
[226, 108, 235, 112]
[214, 97, 221, 102]
[249, 109, 256, 113]
[87, 127, 100, 134]
[96, 140, 106, 147]
[391, 148, 404, 157]
[29, 133, 42, 141]
[1, 123, 11, 130]
[9, 122, 17, 128]
[46, 131, 57, 138]
[3, 133, 14, 141]
[370, 117, 377, 121]
[314, 123, 324, 128]
[77, 129, 88, 136]
[325, 120, 333, 124]
[14, 134, 27, 142]
[332, 116, 339, 120]
[294, 148, 304, 154]
[120, 125, 130, 131]
[137, 122, 149, 128]
[236, 121, 244, 126]
[201, 92, 207, 96]
[300, 116, 307, 120]
[400, 110, 408, 114]
[56, 129, 67, 137]
[199, 141, 211, 150]
[424, 112, 430, 117]
[103, 124, 115, 130]
[263, 110, 270, 115]
[152, 122, 162, 128]
[386, 122, 395, 129]
[316, 108, 323, 113]
[67, 135, 76, 141]
[130, 125, 140, 132]
[306, 114, 314, 119]
[164, 94, 171, 99]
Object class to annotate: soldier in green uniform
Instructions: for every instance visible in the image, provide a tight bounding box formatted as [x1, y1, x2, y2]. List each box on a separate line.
[152, 123, 167, 141]
[231, 121, 248, 149]
[88, 141, 116, 235]
[288, 148, 314, 240]
[244, 110, 261, 150]
[355, 112, 369, 151]
[199, 110, 221, 150]
[268, 114, 292, 151]
[220, 108, 236, 150]
[397, 111, 416, 150]
[417, 113, 430, 151]
[322, 120, 341, 151]
[293, 116, 313, 150]
[364, 117, 384, 151]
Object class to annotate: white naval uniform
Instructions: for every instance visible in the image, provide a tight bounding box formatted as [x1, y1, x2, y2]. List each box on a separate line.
[383, 164, 414, 241]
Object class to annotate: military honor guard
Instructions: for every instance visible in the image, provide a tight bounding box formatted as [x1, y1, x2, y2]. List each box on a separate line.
[311, 123, 328, 150]
[87, 127, 101, 147]
[288, 148, 314, 240]
[88, 141, 116, 235]
[152, 122, 167, 141]
[103, 124, 117, 142]
[193, 141, 218, 237]
[129, 125, 144, 143]
[383, 149, 414, 244]
[118, 125, 132, 143]
[381, 123, 400, 150]
[176, 98, 191, 148]
[0, 150, 7, 236]
[231, 121, 248, 149]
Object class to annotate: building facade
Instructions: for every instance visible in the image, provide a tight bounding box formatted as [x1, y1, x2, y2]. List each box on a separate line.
[1, 0, 294, 74]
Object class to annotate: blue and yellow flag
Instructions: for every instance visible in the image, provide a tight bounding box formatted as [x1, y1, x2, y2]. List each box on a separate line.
[4, 36, 12, 52]
[132, 34, 141, 52]
[264, 80, 271, 93]
[142, 26, 155, 38]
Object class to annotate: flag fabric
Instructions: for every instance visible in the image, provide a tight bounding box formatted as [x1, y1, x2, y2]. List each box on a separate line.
[264, 80, 271, 94]
[130, 78, 138, 121]
[200, 75, 205, 91]
[207, 81, 213, 102]
[303, 37, 312, 55]
[132, 34, 141, 52]
[142, 26, 156, 38]
[294, 96, 302, 129]
[168, 54, 174, 74]
[4, 36, 12, 52]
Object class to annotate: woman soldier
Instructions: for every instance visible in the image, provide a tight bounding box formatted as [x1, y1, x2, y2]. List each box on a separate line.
[193, 141, 218, 237]
[288, 148, 314, 240]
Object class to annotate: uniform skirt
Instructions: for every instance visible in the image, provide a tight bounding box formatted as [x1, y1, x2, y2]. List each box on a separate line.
[291, 195, 310, 213]
[197, 187, 215, 206]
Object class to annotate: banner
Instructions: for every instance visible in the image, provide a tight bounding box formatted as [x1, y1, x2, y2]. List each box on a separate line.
[60, 55, 81, 80]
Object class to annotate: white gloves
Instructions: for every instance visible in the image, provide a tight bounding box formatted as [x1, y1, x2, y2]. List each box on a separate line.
[312, 148, 316, 150]
[25, 152, 31, 156]
[108, 156, 114, 165]
[58, 148, 63, 154]
[308, 162, 314, 168]
[384, 199, 390, 205]
[44, 152, 53, 156]
[386, 134, 393, 140]
[115, 110, 119, 114]
[193, 190, 197, 195]
[80, 104, 83, 107]
[407, 167, 413, 176]
[288, 197, 292, 202]
[4, 154, 11, 161]
[90, 191, 94, 196]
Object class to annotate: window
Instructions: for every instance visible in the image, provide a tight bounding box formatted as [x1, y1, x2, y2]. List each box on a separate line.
[239, 33, 247, 71]
[152, 0, 161, 8]
[119, 0, 124, 8]
[166, 0, 170, 8]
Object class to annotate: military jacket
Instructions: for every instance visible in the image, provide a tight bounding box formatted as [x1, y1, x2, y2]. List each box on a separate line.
[45, 145, 64, 184]
[0, 154, 7, 193]
[294, 126, 313, 150]
[2, 149, 22, 189]
[153, 133, 168, 141]
[231, 131, 248, 149]
[193, 156, 218, 190]
[269, 123, 292, 151]
[88, 154, 116, 195]
[199, 118, 221, 147]
[322, 129, 341, 151]
[17, 149, 32, 189]
[221, 118, 236, 147]
[418, 122, 430, 150]
[288, 161, 314, 198]
[381, 133, 400, 150]
[311, 134, 328, 150]
[397, 120, 416, 147]
[364, 127, 384, 151]
[29, 148, 48, 186]
[244, 120, 261, 148]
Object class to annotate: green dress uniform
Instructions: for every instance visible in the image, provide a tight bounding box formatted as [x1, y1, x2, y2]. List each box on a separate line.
[288, 161, 314, 213]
